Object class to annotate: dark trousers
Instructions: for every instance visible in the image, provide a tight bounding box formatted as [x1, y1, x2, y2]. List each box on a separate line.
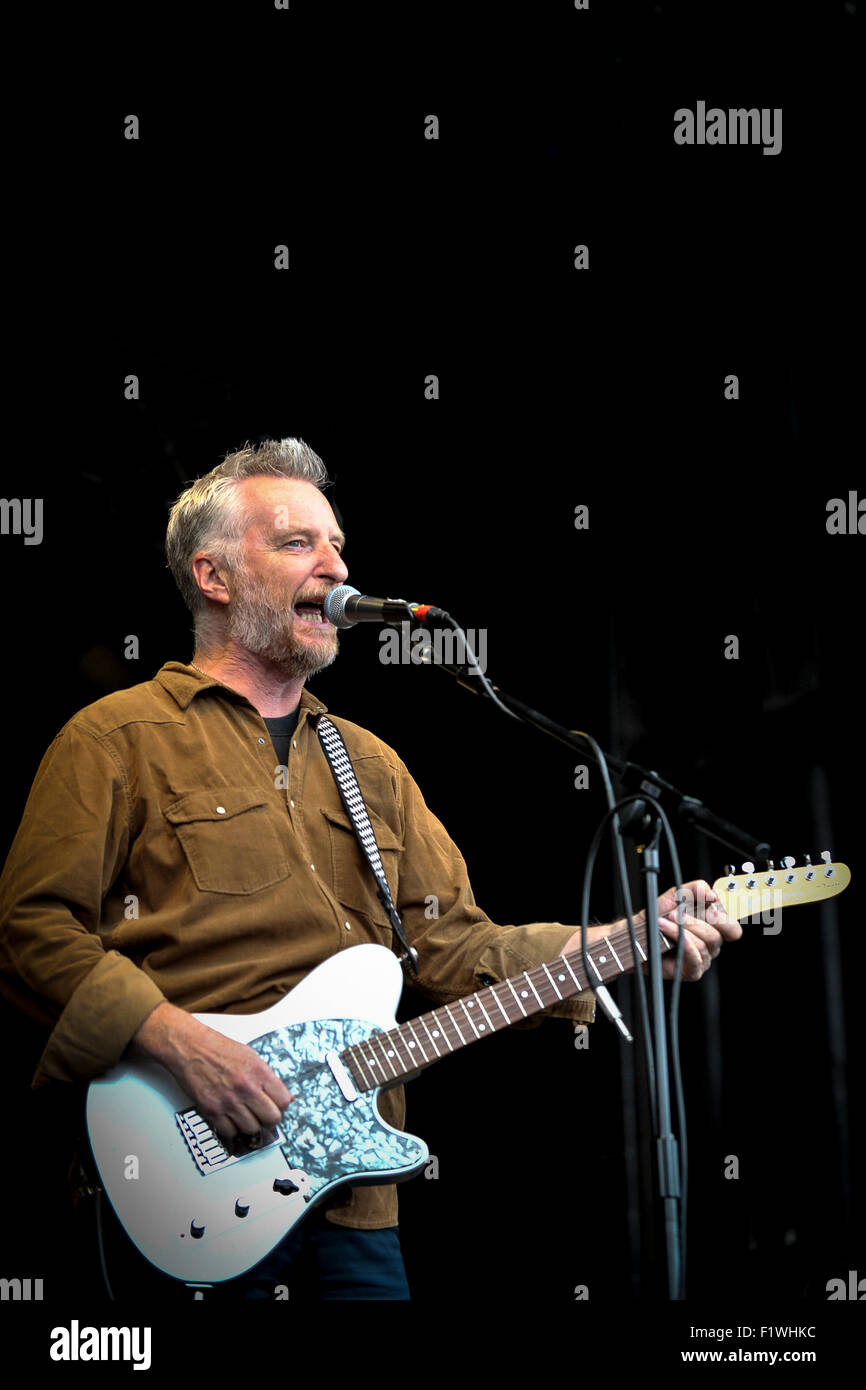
[93, 1196, 411, 1302]
[228, 1209, 411, 1301]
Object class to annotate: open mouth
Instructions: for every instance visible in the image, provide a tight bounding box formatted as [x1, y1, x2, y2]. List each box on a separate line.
[293, 600, 331, 628]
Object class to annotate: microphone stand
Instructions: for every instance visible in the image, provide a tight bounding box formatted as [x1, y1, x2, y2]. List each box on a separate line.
[434, 661, 770, 1299]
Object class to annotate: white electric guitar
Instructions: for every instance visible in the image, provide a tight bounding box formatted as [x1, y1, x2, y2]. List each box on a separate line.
[86, 855, 850, 1284]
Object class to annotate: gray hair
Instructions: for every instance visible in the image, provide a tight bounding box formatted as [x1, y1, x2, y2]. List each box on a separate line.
[165, 437, 330, 627]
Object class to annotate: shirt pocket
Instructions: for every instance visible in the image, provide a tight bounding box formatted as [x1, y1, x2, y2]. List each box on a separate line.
[163, 787, 291, 895]
[320, 805, 403, 923]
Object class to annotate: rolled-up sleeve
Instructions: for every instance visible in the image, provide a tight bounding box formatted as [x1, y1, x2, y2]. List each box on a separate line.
[0, 724, 166, 1086]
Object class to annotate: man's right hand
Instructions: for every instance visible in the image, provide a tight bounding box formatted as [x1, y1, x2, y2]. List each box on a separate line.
[128, 1001, 293, 1138]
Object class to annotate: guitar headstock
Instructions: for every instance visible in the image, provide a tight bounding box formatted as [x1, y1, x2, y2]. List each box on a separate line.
[711, 851, 851, 921]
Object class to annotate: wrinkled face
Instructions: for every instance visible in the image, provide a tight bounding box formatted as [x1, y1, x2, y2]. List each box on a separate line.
[223, 476, 349, 678]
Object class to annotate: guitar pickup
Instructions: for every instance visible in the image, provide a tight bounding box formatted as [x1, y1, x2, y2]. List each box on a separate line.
[326, 1050, 359, 1102]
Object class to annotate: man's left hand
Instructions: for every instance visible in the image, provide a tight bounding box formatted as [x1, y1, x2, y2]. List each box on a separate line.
[648, 879, 743, 980]
[563, 879, 743, 983]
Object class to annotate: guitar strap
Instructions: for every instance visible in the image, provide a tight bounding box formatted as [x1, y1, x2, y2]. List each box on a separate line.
[316, 716, 420, 975]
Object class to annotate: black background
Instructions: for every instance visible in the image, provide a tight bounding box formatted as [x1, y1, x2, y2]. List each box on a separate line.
[2, 0, 862, 1367]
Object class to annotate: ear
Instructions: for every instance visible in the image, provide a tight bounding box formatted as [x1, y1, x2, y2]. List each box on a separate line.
[191, 552, 232, 607]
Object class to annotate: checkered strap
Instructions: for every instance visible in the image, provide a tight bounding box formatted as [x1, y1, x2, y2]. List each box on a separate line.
[317, 716, 419, 974]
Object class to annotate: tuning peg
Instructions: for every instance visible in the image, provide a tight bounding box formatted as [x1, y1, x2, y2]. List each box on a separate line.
[741, 861, 755, 874]
[820, 850, 832, 864]
[766, 859, 775, 870]
[782, 856, 795, 868]
[803, 854, 812, 865]
[724, 864, 735, 877]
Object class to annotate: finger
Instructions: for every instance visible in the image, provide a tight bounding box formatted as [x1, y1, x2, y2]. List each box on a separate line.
[659, 920, 710, 973]
[663, 954, 702, 982]
[663, 880, 741, 931]
[661, 949, 703, 981]
[670, 913, 724, 957]
[224, 1099, 268, 1137]
[232, 1071, 290, 1128]
[705, 900, 744, 938]
[263, 1072, 294, 1112]
[662, 884, 742, 940]
[690, 928, 711, 971]
[239, 1047, 293, 1112]
[202, 1109, 236, 1138]
[659, 880, 713, 917]
[249, 1091, 291, 1128]
[659, 914, 715, 952]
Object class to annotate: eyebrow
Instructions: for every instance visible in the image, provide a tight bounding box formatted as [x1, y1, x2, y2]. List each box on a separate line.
[270, 525, 346, 548]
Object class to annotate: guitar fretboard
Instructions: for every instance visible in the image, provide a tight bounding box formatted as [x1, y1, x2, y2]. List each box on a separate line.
[342, 919, 671, 1091]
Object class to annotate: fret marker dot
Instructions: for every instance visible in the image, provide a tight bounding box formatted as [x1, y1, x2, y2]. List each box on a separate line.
[387, 1050, 394, 1057]
[521, 990, 528, 998]
[467, 1001, 474, 1007]
[432, 1030, 440, 1038]
[599, 955, 607, 963]
[408, 1041, 416, 1048]
[479, 1024, 486, 1031]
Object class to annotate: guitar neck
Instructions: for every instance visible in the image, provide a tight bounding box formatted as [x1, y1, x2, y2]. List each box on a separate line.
[340, 856, 851, 1093]
[343, 919, 670, 1092]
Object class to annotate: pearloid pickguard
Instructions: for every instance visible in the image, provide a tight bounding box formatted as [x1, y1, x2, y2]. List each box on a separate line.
[249, 1017, 423, 1197]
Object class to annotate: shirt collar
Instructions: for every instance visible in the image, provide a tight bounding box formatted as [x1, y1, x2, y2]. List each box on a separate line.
[155, 662, 329, 719]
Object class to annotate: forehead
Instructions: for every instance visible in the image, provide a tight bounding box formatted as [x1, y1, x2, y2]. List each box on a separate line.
[235, 476, 340, 536]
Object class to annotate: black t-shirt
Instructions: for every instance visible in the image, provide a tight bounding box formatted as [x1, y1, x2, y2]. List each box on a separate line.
[262, 707, 300, 773]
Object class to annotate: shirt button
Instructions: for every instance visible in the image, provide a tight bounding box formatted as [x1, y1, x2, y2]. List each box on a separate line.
[257, 737, 266, 745]
[216, 806, 226, 815]
[310, 864, 316, 872]
[344, 921, 352, 932]
[289, 799, 295, 808]
[292, 740, 298, 749]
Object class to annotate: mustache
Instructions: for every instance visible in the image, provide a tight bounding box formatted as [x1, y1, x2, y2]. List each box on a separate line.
[293, 588, 338, 609]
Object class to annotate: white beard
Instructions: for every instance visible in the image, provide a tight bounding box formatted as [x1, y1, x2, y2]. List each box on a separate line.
[227, 566, 339, 679]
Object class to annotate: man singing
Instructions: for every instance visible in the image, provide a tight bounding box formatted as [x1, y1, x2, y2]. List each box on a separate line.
[0, 438, 741, 1300]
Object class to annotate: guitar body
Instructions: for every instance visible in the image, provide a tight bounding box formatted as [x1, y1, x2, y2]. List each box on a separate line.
[87, 857, 850, 1286]
[86, 944, 428, 1284]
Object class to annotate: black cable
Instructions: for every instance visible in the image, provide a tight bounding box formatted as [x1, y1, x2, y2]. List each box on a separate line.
[436, 613, 521, 722]
[571, 740, 658, 1119]
[454, 653, 690, 1299]
[94, 1186, 116, 1301]
[654, 798, 691, 1300]
[578, 791, 688, 1300]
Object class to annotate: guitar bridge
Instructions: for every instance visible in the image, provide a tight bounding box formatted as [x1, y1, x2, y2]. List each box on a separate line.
[176, 1108, 281, 1176]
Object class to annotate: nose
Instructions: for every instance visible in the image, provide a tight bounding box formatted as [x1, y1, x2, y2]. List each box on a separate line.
[314, 542, 348, 586]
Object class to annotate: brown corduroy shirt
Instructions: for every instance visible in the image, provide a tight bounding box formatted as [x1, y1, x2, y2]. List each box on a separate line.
[0, 662, 595, 1229]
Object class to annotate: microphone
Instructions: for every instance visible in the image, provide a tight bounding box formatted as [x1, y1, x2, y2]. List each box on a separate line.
[325, 585, 448, 629]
